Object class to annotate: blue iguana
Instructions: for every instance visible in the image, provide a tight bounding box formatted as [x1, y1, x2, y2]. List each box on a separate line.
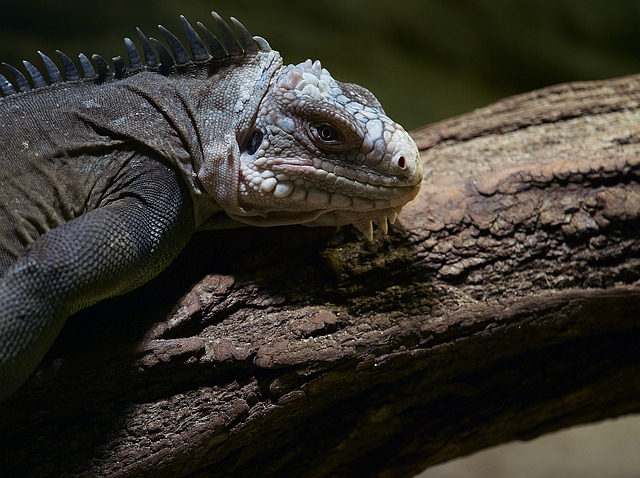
[0, 12, 423, 400]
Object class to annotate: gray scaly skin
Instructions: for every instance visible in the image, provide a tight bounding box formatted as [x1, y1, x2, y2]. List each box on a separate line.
[0, 12, 422, 401]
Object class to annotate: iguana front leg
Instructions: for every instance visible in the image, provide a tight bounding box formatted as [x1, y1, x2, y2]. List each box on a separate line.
[0, 154, 194, 400]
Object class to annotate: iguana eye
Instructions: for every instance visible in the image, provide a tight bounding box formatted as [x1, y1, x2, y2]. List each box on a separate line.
[309, 122, 344, 150]
[318, 124, 338, 141]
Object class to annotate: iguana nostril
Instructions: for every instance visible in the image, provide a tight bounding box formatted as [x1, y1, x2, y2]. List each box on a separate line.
[398, 156, 406, 169]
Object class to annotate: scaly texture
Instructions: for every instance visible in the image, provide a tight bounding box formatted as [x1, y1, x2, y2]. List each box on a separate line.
[1, 73, 640, 477]
[0, 12, 422, 400]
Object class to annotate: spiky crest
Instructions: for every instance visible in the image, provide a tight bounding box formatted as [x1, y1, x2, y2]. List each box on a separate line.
[0, 12, 271, 98]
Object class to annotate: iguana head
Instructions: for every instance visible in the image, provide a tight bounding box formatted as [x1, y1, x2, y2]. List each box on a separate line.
[227, 59, 423, 238]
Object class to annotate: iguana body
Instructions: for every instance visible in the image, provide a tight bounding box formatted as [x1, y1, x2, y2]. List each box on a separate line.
[0, 13, 422, 400]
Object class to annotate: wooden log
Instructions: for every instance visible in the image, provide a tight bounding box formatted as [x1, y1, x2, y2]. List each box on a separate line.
[1, 74, 640, 477]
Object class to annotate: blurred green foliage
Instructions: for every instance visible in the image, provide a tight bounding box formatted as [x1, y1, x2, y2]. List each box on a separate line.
[1, 0, 640, 129]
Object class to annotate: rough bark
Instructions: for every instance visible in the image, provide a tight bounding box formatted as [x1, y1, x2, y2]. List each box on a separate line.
[2, 74, 640, 478]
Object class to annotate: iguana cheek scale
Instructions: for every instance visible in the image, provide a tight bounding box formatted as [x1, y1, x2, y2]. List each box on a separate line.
[0, 12, 423, 401]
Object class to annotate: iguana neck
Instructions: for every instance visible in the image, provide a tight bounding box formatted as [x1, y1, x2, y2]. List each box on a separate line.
[73, 50, 283, 227]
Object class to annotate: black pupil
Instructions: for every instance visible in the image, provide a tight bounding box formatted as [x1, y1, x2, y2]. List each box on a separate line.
[246, 130, 263, 155]
[320, 126, 336, 141]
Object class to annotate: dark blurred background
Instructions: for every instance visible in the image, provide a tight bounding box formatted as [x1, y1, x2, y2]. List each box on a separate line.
[1, 2, 640, 476]
[1, 0, 640, 130]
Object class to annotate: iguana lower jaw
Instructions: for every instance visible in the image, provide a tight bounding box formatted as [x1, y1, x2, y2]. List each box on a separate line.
[229, 173, 422, 236]
[223, 59, 423, 237]
[225, 206, 406, 241]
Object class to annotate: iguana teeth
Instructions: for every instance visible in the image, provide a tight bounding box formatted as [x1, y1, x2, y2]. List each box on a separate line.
[388, 211, 398, 224]
[374, 217, 389, 235]
[353, 221, 374, 241]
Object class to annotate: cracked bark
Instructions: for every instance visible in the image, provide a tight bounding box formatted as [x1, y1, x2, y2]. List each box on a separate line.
[2, 74, 640, 478]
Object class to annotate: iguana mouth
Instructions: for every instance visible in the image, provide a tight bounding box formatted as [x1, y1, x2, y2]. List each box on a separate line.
[239, 152, 421, 206]
[243, 158, 420, 204]
[227, 198, 411, 239]
[235, 153, 423, 239]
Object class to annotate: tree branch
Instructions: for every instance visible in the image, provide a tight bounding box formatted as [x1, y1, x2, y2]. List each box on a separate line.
[2, 74, 640, 477]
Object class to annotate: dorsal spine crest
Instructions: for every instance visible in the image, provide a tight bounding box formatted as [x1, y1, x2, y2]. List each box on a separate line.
[0, 12, 272, 98]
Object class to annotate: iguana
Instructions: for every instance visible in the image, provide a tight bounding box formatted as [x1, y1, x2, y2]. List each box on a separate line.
[0, 12, 423, 401]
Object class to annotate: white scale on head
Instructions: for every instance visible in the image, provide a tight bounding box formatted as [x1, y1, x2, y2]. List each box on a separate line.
[290, 60, 340, 99]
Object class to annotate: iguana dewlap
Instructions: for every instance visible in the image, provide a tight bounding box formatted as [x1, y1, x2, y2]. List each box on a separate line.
[0, 12, 423, 400]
